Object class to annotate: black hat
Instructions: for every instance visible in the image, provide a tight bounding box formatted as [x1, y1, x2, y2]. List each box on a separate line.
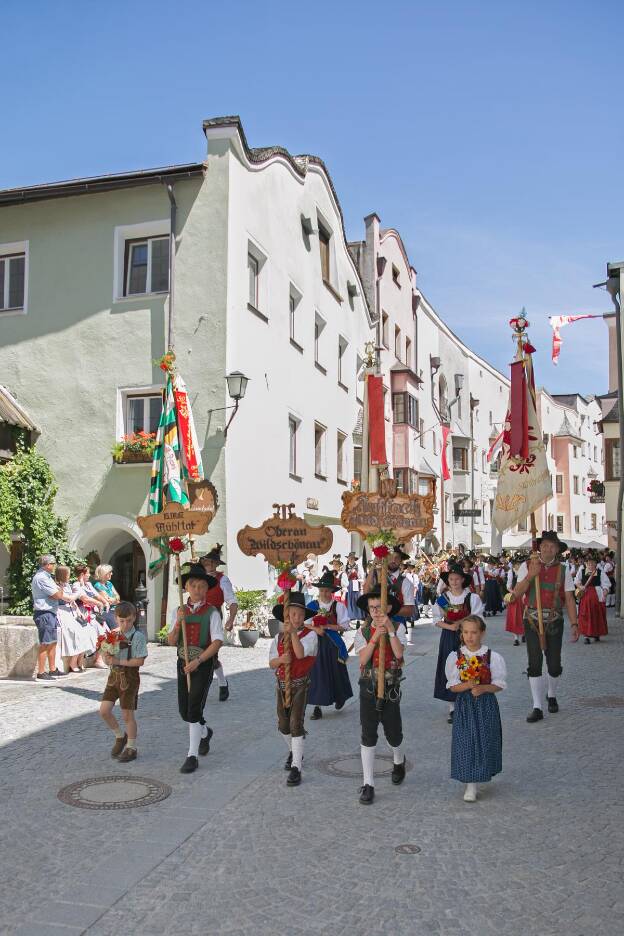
[440, 564, 472, 590]
[200, 544, 225, 565]
[272, 591, 316, 622]
[314, 571, 336, 590]
[331, 554, 343, 565]
[535, 530, 567, 553]
[390, 545, 410, 562]
[356, 586, 402, 618]
[180, 563, 218, 590]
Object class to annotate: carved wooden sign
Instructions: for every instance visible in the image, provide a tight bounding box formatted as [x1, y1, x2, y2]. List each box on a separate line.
[341, 489, 435, 541]
[237, 503, 333, 566]
[137, 502, 211, 540]
[188, 479, 219, 518]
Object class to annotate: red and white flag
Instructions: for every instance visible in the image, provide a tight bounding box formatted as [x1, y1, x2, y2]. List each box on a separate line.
[549, 314, 600, 365]
[487, 431, 503, 464]
[173, 374, 204, 482]
[440, 425, 451, 481]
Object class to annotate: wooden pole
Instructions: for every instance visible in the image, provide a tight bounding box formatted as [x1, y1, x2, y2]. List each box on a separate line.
[282, 584, 292, 709]
[529, 513, 546, 652]
[174, 553, 192, 691]
[376, 555, 389, 709]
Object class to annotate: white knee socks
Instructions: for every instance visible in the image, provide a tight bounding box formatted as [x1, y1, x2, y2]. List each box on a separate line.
[281, 732, 292, 750]
[291, 737, 304, 770]
[547, 674, 559, 699]
[188, 722, 203, 757]
[529, 676, 544, 710]
[391, 743, 405, 765]
[361, 745, 375, 786]
[448, 702, 455, 713]
[214, 664, 227, 687]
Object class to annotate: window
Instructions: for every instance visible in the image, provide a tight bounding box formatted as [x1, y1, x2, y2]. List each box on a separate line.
[419, 418, 425, 448]
[289, 416, 300, 479]
[405, 337, 412, 369]
[395, 468, 418, 493]
[594, 445, 598, 462]
[573, 445, 578, 458]
[318, 224, 331, 284]
[288, 284, 302, 349]
[0, 245, 26, 312]
[392, 392, 419, 428]
[124, 393, 162, 436]
[556, 515, 564, 533]
[338, 336, 348, 389]
[556, 474, 563, 494]
[314, 313, 326, 372]
[573, 476, 579, 495]
[394, 326, 401, 359]
[574, 515, 580, 533]
[382, 312, 389, 348]
[605, 439, 620, 481]
[453, 446, 468, 471]
[353, 444, 362, 484]
[547, 513, 554, 530]
[383, 386, 390, 421]
[418, 476, 432, 496]
[489, 411, 493, 426]
[314, 423, 327, 478]
[356, 354, 364, 403]
[481, 451, 486, 472]
[248, 252, 259, 307]
[123, 235, 169, 297]
[392, 264, 401, 287]
[337, 430, 347, 482]
[591, 513, 597, 530]
[581, 443, 586, 457]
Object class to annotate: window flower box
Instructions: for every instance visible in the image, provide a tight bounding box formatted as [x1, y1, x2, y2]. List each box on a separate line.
[112, 431, 157, 465]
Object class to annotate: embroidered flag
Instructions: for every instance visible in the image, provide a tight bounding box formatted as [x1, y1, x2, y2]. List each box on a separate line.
[173, 375, 204, 483]
[368, 374, 387, 466]
[549, 315, 600, 365]
[440, 425, 451, 481]
[487, 431, 503, 463]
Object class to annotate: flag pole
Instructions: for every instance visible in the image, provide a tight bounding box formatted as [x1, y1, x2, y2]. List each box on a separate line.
[174, 553, 191, 691]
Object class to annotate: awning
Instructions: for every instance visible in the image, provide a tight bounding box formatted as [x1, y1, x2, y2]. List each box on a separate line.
[418, 457, 439, 477]
[0, 386, 38, 432]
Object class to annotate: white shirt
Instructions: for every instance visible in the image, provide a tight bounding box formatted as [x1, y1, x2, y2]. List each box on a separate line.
[389, 570, 415, 607]
[217, 572, 236, 605]
[168, 603, 224, 641]
[269, 628, 318, 661]
[431, 588, 484, 623]
[517, 562, 574, 592]
[574, 568, 610, 599]
[445, 644, 507, 689]
[473, 567, 485, 588]
[352, 621, 408, 654]
[314, 598, 350, 629]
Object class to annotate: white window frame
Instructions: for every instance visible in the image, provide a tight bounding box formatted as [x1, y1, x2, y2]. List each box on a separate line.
[337, 429, 347, 482]
[338, 335, 348, 388]
[246, 237, 269, 316]
[289, 414, 301, 478]
[116, 385, 163, 440]
[289, 282, 303, 347]
[356, 354, 364, 403]
[314, 421, 327, 479]
[314, 312, 327, 370]
[0, 240, 29, 316]
[113, 221, 170, 303]
[556, 515, 564, 534]
[316, 208, 338, 289]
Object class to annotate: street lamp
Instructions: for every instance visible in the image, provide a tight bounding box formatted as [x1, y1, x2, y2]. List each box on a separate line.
[224, 371, 249, 437]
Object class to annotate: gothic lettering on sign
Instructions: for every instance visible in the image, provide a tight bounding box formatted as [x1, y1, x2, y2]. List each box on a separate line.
[237, 504, 333, 565]
[137, 502, 211, 540]
[341, 490, 435, 540]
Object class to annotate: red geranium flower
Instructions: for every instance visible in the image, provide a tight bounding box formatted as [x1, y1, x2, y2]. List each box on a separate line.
[373, 545, 390, 558]
[277, 572, 296, 591]
[169, 537, 186, 554]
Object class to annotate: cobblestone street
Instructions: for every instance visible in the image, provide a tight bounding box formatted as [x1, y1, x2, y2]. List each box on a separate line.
[1, 612, 622, 936]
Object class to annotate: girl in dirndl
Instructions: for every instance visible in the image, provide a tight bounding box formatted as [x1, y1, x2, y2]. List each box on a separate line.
[504, 561, 525, 646]
[575, 556, 610, 644]
[432, 565, 484, 723]
[345, 553, 364, 622]
[446, 614, 506, 802]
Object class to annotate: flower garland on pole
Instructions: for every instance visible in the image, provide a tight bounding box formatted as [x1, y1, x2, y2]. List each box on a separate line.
[366, 529, 398, 709]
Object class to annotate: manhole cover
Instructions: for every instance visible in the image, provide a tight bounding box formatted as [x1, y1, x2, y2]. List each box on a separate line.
[58, 776, 172, 810]
[315, 753, 411, 779]
[395, 844, 421, 855]
[579, 696, 624, 709]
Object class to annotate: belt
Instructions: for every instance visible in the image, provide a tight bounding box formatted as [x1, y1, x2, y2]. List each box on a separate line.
[177, 645, 207, 661]
[277, 675, 310, 690]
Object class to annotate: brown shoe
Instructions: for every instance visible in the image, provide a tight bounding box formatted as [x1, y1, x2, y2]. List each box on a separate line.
[111, 734, 127, 757]
[117, 747, 137, 763]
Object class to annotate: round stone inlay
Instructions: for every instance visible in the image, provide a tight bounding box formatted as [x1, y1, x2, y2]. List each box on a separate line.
[315, 753, 411, 779]
[58, 775, 172, 810]
[395, 844, 421, 855]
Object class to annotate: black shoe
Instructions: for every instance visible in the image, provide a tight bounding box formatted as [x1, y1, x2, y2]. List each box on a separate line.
[219, 683, 229, 702]
[521, 635, 526, 643]
[36, 673, 55, 681]
[335, 700, 345, 711]
[584, 638, 590, 645]
[359, 784, 375, 805]
[284, 752, 293, 771]
[287, 766, 301, 786]
[547, 697, 559, 714]
[50, 669, 66, 677]
[447, 711, 454, 724]
[595, 637, 601, 642]
[526, 708, 544, 723]
[513, 638, 520, 646]
[180, 756, 199, 773]
[198, 727, 213, 756]
[391, 757, 406, 785]
[311, 706, 322, 720]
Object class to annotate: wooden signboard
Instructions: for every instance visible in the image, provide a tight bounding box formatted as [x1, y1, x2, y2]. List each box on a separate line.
[341, 489, 435, 541]
[188, 479, 219, 518]
[237, 503, 333, 566]
[137, 502, 211, 540]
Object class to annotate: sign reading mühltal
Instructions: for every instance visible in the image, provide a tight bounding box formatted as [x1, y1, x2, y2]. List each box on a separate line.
[237, 503, 333, 566]
[137, 502, 211, 540]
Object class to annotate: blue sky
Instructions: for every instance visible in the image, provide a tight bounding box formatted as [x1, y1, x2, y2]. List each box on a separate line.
[3, 0, 622, 394]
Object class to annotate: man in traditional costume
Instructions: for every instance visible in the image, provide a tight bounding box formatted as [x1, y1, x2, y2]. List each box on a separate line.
[168, 564, 223, 773]
[511, 531, 578, 722]
[364, 546, 415, 631]
[200, 544, 238, 701]
[306, 571, 353, 720]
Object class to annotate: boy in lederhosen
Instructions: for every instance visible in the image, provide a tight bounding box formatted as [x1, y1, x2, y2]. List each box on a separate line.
[352, 586, 407, 805]
[99, 601, 148, 762]
[168, 564, 223, 773]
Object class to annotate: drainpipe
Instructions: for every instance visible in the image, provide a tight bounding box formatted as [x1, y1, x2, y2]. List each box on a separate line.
[606, 267, 624, 616]
[165, 183, 177, 352]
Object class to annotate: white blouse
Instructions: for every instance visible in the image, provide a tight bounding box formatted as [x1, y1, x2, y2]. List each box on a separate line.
[431, 588, 484, 624]
[445, 644, 507, 689]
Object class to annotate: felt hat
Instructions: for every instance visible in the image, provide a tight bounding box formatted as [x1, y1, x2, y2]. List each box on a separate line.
[272, 591, 316, 622]
[314, 571, 336, 590]
[356, 586, 402, 618]
[200, 544, 225, 565]
[180, 563, 218, 590]
[391, 545, 410, 561]
[439, 563, 472, 590]
[535, 530, 567, 553]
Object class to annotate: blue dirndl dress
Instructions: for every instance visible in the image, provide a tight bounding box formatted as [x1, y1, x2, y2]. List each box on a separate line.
[306, 601, 353, 707]
[434, 627, 461, 702]
[451, 691, 503, 783]
[345, 573, 363, 621]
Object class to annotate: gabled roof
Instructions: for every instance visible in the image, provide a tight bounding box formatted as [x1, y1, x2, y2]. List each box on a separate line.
[554, 412, 582, 441]
[0, 386, 38, 432]
[602, 398, 620, 423]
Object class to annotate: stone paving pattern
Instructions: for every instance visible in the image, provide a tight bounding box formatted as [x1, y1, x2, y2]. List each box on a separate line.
[0, 612, 622, 935]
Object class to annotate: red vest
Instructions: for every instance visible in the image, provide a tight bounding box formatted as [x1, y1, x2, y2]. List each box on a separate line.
[361, 623, 402, 672]
[445, 594, 472, 624]
[204, 571, 225, 609]
[277, 627, 316, 679]
[528, 563, 565, 611]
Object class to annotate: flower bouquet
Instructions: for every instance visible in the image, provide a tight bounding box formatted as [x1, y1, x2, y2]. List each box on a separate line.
[96, 630, 123, 658]
[366, 529, 397, 560]
[456, 652, 490, 685]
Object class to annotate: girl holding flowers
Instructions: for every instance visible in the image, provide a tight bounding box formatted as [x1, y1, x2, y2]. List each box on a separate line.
[445, 614, 506, 802]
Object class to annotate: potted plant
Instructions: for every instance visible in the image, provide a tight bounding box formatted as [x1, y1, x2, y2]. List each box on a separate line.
[234, 590, 266, 647]
[112, 431, 157, 464]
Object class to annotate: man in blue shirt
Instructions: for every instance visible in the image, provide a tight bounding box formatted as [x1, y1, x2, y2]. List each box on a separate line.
[31, 554, 66, 680]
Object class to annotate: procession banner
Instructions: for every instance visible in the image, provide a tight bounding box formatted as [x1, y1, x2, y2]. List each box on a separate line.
[368, 375, 387, 467]
[341, 487, 435, 541]
[237, 504, 333, 566]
